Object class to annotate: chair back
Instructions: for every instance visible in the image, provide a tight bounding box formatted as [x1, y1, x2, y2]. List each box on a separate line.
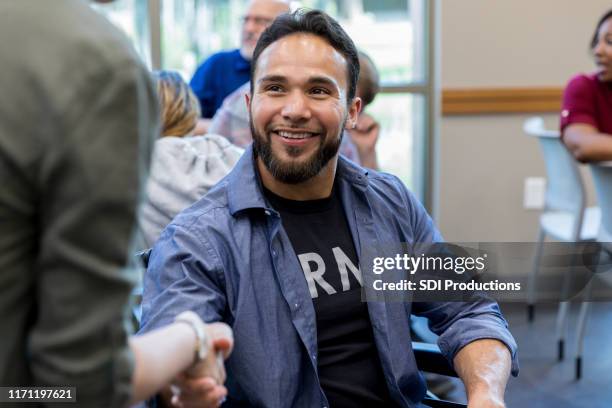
[589, 163, 612, 242]
[524, 117, 586, 235]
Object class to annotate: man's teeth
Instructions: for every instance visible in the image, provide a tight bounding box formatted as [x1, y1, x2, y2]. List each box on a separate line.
[277, 131, 315, 139]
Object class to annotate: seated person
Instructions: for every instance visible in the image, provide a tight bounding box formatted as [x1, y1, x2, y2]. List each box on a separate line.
[208, 50, 383, 169]
[139, 71, 243, 248]
[140, 10, 518, 408]
[561, 9, 612, 162]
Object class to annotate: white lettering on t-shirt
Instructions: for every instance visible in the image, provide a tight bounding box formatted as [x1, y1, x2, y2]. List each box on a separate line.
[298, 252, 337, 298]
[298, 248, 363, 299]
[332, 246, 362, 290]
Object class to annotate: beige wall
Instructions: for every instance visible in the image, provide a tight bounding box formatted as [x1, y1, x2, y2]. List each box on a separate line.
[436, 0, 609, 241]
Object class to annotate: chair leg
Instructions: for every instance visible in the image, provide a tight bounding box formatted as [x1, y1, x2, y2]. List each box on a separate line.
[574, 280, 593, 380]
[527, 228, 546, 322]
[555, 301, 570, 361]
[527, 304, 535, 322]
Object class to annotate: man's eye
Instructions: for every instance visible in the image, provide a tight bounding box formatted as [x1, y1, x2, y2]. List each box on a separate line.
[310, 88, 330, 96]
[266, 85, 283, 93]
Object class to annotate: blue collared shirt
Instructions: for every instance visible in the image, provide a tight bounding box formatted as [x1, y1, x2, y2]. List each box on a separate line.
[189, 49, 251, 118]
[140, 147, 519, 408]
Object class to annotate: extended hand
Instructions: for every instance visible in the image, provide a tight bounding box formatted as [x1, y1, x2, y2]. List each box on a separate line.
[170, 322, 234, 408]
[170, 375, 227, 408]
[185, 322, 233, 382]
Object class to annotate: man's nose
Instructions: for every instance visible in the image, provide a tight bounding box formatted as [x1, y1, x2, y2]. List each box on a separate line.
[281, 91, 311, 122]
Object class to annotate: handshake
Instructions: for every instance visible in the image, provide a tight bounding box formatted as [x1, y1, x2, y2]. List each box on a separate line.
[165, 311, 235, 408]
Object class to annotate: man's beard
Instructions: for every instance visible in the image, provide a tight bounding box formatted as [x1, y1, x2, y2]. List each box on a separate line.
[250, 118, 343, 184]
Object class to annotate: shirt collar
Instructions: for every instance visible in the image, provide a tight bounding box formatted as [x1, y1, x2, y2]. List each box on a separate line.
[226, 144, 370, 216]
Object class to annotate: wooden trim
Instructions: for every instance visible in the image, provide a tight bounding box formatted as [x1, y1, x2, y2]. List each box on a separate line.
[442, 87, 563, 115]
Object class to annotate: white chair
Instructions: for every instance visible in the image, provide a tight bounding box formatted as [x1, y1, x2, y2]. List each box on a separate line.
[523, 117, 601, 362]
[574, 163, 612, 379]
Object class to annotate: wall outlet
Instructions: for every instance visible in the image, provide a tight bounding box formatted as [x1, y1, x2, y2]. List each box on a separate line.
[524, 177, 546, 209]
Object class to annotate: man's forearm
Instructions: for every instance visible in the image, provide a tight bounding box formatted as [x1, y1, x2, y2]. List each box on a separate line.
[453, 339, 511, 407]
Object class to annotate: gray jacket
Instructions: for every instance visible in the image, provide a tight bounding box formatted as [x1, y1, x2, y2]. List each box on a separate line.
[0, 0, 157, 406]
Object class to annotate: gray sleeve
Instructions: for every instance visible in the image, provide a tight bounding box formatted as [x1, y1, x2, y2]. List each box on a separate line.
[28, 60, 157, 406]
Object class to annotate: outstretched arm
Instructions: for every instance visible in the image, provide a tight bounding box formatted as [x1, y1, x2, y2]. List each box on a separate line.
[128, 321, 233, 406]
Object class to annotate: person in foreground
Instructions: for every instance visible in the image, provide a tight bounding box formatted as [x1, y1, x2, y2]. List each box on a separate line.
[561, 8, 612, 162]
[140, 9, 518, 408]
[0, 1, 232, 406]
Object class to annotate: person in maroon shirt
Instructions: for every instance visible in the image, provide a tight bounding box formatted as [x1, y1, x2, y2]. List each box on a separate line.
[561, 9, 612, 163]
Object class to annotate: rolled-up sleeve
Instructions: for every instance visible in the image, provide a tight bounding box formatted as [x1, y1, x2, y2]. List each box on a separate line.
[396, 175, 519, 376]
[413, 300, 519, 376]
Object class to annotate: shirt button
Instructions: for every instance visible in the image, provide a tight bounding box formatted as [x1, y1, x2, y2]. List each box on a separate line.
[265, 210, 271, 216]
[272, 251, 277, 257]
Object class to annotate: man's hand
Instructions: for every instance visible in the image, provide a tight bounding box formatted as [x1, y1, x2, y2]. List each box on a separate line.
[166, 322, 234, 408]
[169, 375, 228, 408]
[348, 112, 380, 169]
[453, 339, 511, 408]
[185, 322, 233, 381]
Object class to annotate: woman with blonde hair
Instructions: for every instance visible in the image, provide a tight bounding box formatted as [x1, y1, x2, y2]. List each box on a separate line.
[155, 70, 202, 137]
[139, 71, 243, 248]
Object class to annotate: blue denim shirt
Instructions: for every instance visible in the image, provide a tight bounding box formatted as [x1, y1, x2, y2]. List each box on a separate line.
[140, 147, 519, 408]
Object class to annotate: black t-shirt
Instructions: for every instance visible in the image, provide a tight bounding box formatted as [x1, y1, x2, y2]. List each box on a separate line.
[264, 184, 398, 408]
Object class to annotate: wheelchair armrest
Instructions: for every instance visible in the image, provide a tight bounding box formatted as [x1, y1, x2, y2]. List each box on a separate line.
[413, 341, 458, 378]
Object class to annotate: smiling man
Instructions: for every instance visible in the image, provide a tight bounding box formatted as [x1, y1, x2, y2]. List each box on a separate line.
[140, 9, 518, 408]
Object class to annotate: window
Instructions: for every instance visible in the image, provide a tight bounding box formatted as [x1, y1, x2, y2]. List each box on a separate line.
[92, 0, 435, 206]
[300, 0, 433, 202]
[91, 0, 152, 67]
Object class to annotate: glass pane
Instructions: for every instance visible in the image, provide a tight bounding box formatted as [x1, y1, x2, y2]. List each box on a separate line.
[300, 0, 427, 85]
[160, 0, 248, 78]
[366, 93, 425, 198]
[160, 0, 199, 77]
[91, 0, 151, 67]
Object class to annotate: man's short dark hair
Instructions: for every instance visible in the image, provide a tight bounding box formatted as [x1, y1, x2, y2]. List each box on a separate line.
[250, 8, 360, 104]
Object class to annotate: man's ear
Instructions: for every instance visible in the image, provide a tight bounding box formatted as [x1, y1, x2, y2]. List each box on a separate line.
[345, 96, 362, 130]
[245, 92, 251, 110]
